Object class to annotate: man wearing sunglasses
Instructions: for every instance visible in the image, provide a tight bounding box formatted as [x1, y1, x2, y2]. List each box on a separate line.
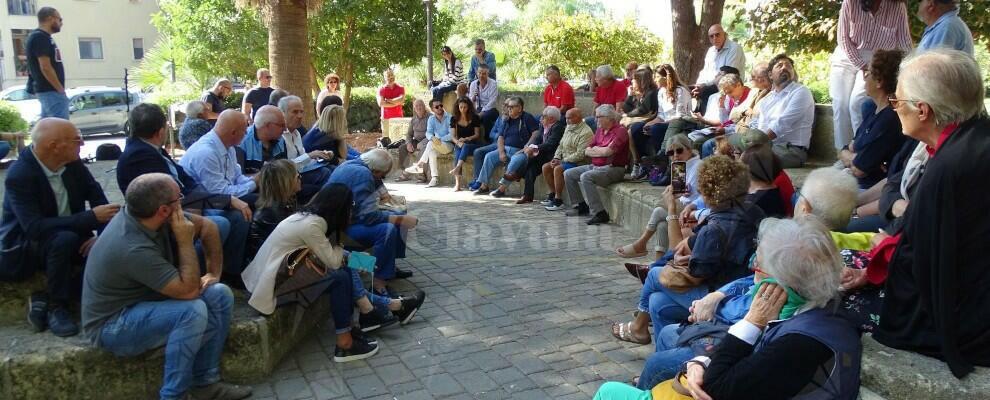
[242, 68, 275, 121]
[692, 24, 747, 114]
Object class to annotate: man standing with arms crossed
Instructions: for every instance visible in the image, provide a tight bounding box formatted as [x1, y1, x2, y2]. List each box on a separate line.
[26, 7, 68, 119]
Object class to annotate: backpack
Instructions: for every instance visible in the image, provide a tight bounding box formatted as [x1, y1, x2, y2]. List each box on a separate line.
[95, 143, 122, 161]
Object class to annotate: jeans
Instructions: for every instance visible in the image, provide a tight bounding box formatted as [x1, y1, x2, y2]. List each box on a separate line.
[471, 143, 498, 183]
[478, 146, 520, 186]
[637, 323, 697, 389]
[638, 267, 708, 338]
[633, 122, 669, 159]
[498, 152, 529, 186]
[345, 222, 406, 281]
[37, 91, 69, 120]
[563, 165, 625, 214]
[431, 82, 458, 101]
[325, 268, 356, 335]
[98, 283, 234, 400]
[203, 209, 250, 276]
[455, 141, 481, 163]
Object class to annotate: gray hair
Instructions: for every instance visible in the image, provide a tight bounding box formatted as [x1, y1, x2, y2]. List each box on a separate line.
[594, 104, 619, 120]
[752, 62, 770, 80]
[899, 49, 985, 127]
[125, 173, 177, 219]
[253, 105, 282, 128]
[595, 65, 615, 79]
[718, 73, 742, 92]
[360, 148, 393, 174]
[542, 106, 561, 121]
[799, 167, 859, 230]
[277, 95, 302, 114]
[185, 100, 207, 119]
[757, 216, 843, 310]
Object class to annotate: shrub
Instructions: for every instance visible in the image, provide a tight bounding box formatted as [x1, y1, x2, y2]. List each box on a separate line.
[806, 80, 831, 104]
[0, 101, 28, 132]
[224, 91, 244, 110]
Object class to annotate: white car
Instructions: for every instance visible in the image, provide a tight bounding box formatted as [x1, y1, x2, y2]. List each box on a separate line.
[2, 85, 141, 136]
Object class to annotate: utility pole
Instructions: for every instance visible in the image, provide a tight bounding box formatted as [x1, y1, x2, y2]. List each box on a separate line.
[424, 0, 434, 85]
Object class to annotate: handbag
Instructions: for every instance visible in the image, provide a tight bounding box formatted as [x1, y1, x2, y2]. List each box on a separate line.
[431, 138, 453, 155]
[659, 261, 705, 293]
[274, 248, 332, 308]
[649, 374, 693, 400]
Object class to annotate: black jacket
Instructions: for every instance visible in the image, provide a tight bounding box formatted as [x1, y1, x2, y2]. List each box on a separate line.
[116, 137, 230, 211]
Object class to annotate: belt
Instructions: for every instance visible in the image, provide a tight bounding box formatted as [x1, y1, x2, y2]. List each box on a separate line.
[785, 143, 808, 152]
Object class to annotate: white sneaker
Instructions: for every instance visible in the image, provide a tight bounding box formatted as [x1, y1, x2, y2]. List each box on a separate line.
[425, 178, 439, 187]
[405, 164, 424, 174]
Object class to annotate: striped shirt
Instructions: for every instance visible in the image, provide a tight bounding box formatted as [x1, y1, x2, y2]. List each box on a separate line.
[443, 58, 464, 85]
[838, 0, 913, 69]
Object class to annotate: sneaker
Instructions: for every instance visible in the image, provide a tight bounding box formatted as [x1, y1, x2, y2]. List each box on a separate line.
[540, 194, 556, 206]
[394, 290, 426, 325]
[47, 306, 79, 337]
[587, 210, 610, 225]
[631, 164, 641, 178]
[565, 204, 590, 217]
[394, 267, 414, 279]
[544, 200, 566, 211]
[27, 293, 47, 332]
[334, 339, 379, 362]
[190, 382, 253, 400]
[425, 177, 439, 187]
[468, 181, 482, 191]
[351, 327, 379, 345]
[489, 189, 506, 198]
[405, 164, 424, 175]
[359, 309, 399, 333]
[473, 187, 490, 195]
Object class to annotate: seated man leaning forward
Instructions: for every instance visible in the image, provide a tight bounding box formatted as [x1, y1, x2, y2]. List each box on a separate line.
[472, 96, 540, 195]
[327, 149, 419, 299]
[563, 104, 630, 225]
[0, 118, 119, 337]
[180, 110, 260, 207]
[82, 173, 251, 400]
[745, 53, 815, 168]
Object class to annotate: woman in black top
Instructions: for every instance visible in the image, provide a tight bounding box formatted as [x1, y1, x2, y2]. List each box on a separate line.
[740, 144, 787, 218]
[624, 67, 660, 176]
[246, 160, 300, 262]
[448, 97, 483, 191]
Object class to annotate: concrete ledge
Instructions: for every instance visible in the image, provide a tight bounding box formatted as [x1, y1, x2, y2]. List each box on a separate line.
[860, 336, 990, 400]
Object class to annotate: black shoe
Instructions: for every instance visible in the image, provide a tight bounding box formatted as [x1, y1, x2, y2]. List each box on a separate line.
[394, 267, 413, 279]
[47, 306, 79, 337]
[351, 327, 379, 345]
[544, 200, 566, 211]
[473, 187, 490, 195]
[359, 309, 398, 333]
[27, 293, 47, 332]
[587, 211, 610, 225]
[394, 290, 426, 325]
[539, 194, 556, 206]
[565, 203, 590, 217]
[334, 338, 379, 362]
[489, 189, 506, 198]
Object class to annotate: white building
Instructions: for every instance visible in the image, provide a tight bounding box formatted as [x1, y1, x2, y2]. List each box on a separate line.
[0, 0, 159, 89]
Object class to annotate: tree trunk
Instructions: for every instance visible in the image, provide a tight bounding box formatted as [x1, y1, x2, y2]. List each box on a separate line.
[267, 1, 315, 125]
[671, 0, 726, 84]
[339, 16, 357, 111]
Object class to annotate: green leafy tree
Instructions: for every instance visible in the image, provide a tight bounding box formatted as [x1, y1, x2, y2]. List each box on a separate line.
[309, 0, 453, 109]
[518, 13, 664, 79]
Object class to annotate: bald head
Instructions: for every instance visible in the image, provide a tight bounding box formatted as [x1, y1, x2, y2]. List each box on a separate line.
[31, 118, 81, 168]
[708, 24, 727, 49]
[565, 108, 583, 125]
[215, 109, 249, 147]
[253, 105, 286, 141]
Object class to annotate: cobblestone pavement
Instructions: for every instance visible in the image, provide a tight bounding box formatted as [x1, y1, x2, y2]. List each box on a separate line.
[250, 181, 654, 400]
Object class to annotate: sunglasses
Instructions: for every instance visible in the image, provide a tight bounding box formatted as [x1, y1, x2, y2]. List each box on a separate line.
[666, 147, 685, 156]
[433, 104, 443, 109]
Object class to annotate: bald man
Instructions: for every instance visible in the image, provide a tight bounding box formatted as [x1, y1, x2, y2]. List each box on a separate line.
[238, 105, 286, 174]
[0, 118, 119, 337]
[692, 24, 747, 113]
[180, 110, 260, 206]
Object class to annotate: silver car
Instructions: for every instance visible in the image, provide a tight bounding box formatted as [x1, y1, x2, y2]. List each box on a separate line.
[65, 87, 142, 136]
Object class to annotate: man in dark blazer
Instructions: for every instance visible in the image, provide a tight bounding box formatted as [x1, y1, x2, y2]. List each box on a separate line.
[504, 106, 567, 203]
[0, 118, 119, 336]
[116, 103, 252, 280]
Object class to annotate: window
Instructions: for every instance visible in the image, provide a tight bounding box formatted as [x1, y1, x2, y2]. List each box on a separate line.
[7, 0, 36, 15]
[78, 38, 103, 60]
[132, 38, 144, 60]
[72, 94, 102, 111]
[101, 92, 125, 107]
[11, 29, 30, 77]
[3, 89, 35, 101]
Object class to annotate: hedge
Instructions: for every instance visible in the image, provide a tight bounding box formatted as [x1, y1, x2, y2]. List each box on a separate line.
[0, 101, 28, 133]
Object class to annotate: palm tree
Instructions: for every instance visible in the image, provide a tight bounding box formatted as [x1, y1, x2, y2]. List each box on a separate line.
[236, 0, 321, 125]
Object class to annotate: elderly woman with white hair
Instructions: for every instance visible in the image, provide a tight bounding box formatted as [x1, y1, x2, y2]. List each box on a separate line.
[326, 148, 420, 298]
[179, 100, 213, 149]
[563, 104, 630, 225]
[873, 49, 990, 378]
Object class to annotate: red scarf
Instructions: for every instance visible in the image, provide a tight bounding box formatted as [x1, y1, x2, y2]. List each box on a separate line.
[926, 122, 959, 156]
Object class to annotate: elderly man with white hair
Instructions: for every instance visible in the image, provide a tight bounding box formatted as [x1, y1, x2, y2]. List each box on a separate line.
[564, 105, 629, 225]
[327, 148, 419, 298]
[585, 65, 627, 131]
[179, 100, 213, 149]
[872, 49, 990, 378]
[278, 95, 334, 187]
[490, 106, 565, 203]
[691, 24, 747, 114]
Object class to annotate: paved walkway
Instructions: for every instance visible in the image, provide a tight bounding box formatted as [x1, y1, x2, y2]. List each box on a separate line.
[249, 182, 654, 400]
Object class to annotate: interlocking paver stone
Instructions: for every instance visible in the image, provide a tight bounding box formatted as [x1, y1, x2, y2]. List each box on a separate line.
[254, 182, 645, 398]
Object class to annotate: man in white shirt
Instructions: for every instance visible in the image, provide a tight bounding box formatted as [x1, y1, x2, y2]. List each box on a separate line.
[277, 95, 333, 186]
[469, 64, 500, 137]
[692, 24, 747, 114]
[749, 54, 815, 168]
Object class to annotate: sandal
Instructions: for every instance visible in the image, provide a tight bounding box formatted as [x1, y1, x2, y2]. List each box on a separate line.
[616, 244, 648, 258]
[610, 321, 651, 345]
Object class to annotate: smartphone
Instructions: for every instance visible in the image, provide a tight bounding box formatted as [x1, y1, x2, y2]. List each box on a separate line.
[671, 160, 687, 194]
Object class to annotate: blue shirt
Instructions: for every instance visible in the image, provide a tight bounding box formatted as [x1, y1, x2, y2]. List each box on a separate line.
[467, 51, 497, 82]
[918, 10, 974, 56]
[238, 125, 287, 173]
[498, 113, 540, 149]
[426, 112, 452, 142]
[488, 115, 507, 142]
[326, 158, 399, 226]
[179, 130, 256, 197]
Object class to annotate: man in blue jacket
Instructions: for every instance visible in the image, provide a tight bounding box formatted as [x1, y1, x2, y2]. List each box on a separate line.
[116, 103, 252, 278]
[0, 118, 119, 336]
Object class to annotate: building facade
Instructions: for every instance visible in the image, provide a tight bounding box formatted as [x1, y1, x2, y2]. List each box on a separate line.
[0, 0, 158, 89]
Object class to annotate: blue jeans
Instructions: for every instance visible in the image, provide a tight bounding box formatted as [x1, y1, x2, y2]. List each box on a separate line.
[561, 161, 577, 170]
[455, 142, 481, 163]
[478, 146, 520, 186]
[203, 209, 250, 276]
[499, 152, 529, 186]
[701, 137, 718, 159]
[37, 91, 70, 120]
[471, 143, 498, 183]
[431, 82, 458, 101]
[345, 222, 406, 281]
[98, 283, 234, 400]
[637, 323, 696, 389]
[638, 266, 708, 339]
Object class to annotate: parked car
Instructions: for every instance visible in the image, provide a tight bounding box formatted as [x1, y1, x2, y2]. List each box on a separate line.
[63, 87, 142, 136]
[1, 85, 36, 102]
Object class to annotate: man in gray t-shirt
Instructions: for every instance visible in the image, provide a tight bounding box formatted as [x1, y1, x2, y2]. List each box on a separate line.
[81, 173, 250, 400]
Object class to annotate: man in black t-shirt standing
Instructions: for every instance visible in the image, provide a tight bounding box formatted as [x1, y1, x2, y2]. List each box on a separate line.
[242, 68, 274, 121]
[202, 79, 232, 124]
[26, 7, 68, 120]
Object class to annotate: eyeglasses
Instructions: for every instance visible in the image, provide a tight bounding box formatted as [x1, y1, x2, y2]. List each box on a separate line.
[709, 32, 723, 38]
[169, 193, 185, 204]
[666, 147, 685, 156]
[433, 105, 443, 109]
[887, 95, 919, 109]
